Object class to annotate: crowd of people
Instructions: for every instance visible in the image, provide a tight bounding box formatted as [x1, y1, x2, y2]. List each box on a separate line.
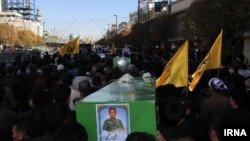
[0, 45, 250, 141]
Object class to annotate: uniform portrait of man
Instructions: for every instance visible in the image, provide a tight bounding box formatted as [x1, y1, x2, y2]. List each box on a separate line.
[102, 107, 124, 132]
[96, 104, 130, 141]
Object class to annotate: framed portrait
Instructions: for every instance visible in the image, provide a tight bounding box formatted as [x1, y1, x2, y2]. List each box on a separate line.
[96, 103, 130, 141]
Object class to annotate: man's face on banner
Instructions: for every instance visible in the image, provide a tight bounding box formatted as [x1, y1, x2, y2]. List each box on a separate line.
[109, 109, 117, 119]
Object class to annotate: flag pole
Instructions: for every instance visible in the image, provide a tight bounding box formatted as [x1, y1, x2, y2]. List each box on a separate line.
[185, 42, 188, 97]
[217, 29, 223, 78]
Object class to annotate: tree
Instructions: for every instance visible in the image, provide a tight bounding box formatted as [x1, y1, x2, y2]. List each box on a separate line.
[126, 23, 152, 47]
[0, 23, 45, 49]
[16, 30, 45, 47]
[184, 0, 250, 54]
[150, 15, 178, 44]
[0, 23, 17, 47]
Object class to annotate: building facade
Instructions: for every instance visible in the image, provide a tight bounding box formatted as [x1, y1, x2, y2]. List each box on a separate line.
[0, 0, 43, 37]
[129, 0, 250, 58]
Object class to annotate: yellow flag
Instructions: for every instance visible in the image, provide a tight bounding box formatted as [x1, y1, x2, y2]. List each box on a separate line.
[59, 36, 80, 56]
[189, 30, 223, 91]
[111, 41, 116, 55]
[155, 41, 189, 88]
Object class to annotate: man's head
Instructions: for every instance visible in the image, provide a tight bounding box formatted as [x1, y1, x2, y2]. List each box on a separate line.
[109, 107, 117, 119]
[126, 132, 156, 141]
[78, 80, 91, 96]
[208, 77, 228, 93]
[245, 78, 250, 90]
[12, 116, 37, 141]
[229, 88, 250, 110]
[54, 121, 88, 141]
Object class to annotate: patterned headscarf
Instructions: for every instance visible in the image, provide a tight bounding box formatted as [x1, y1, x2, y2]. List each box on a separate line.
[208, 77, 228, 92]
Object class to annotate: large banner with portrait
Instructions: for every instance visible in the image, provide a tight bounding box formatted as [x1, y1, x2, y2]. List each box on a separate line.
[75, 80, 157, 141]
[96, 104, 130, 141]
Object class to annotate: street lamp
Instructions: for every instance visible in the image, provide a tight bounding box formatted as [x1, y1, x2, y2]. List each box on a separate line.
[43, 22, 46, 47]
[107, 24, 110, 31]
[43, 22, 46, 37]
[114, 15, 117, 30]
[54, 27, 56, 36]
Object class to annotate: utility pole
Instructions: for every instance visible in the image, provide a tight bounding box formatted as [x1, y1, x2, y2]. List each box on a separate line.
[168, 0, 172, 15]
[138, 0, 140, 23]
[114, 15, 117, 30]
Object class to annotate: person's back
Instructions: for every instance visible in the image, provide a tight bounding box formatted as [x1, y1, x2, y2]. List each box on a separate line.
[227, 62, 246, 89]
[125, 132, 156, 141]
[54, 121, 88, 141]
[52, 84, 71, 108]
[25, 64, 42, 93]
[200, 78, 231, 120]
[1, 85, 17, 110]
[73, 80, 91, 105]
[60, 72, 80, 111]
[210, 88, 250, 141]
[245, 78, 250, 92]
[0, 65, 22, 111]
[19, 88, 52, 129]
[31, 102, 70, 141]
[0, 85, 16, 141]
[200, 78, 231, 141]
[11, 115, 39, 141]
[128, 64, 140, 77]
[157, 99, 193, 141]
[0, 65, 18, 87]
[200, 92, 230, 124]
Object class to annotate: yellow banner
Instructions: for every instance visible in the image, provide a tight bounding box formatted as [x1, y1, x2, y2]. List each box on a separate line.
[156, 41, 189, 88]
[189, 30, 223, 91]
[59, 36, 80, 56]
